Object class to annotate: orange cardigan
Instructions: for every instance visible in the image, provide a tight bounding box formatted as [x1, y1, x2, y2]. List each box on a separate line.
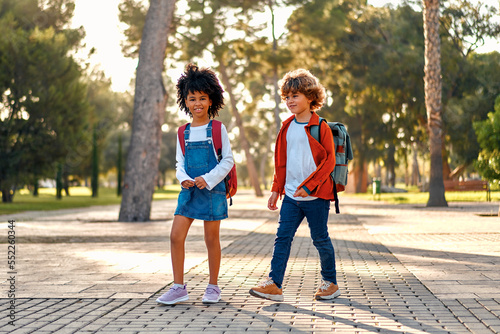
[271, 112, 336, 200]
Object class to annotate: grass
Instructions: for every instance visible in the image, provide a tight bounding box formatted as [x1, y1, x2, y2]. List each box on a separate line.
[1, 184, 497, 215]
[347, 187, 499, 204]
[0, 185, 181, 215]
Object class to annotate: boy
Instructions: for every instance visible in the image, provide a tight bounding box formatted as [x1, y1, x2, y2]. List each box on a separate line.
[249, 69, 340, 301]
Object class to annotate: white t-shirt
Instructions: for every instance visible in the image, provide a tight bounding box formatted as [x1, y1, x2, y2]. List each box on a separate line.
[285, 119, 317, 201]
[176, 123, 234, 191]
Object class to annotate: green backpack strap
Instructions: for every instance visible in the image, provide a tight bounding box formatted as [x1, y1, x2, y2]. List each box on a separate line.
[309, 117, 339, 213]
[310, 117, 325, 143]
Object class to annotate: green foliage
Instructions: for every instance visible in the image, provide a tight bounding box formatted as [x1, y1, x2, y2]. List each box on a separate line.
[440, 1, 500, 169]
[118, 0, 147, 58]
[116, 0, 500, 189]
[286, 1, 427, 185]
[473, 96, 500, 182]
[0, 0, 88, 202]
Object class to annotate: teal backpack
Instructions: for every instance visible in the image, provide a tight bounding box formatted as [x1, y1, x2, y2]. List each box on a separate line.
[310, 118, 353, 213]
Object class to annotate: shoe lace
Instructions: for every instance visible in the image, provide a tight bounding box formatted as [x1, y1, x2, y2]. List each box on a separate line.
[319, 280, 331, 291]
[260, 278, 275, 287]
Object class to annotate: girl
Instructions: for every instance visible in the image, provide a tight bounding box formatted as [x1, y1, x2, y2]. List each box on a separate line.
[156, 64, 234, 305]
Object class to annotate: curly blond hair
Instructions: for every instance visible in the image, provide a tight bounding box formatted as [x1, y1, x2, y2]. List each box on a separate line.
[280, 69, 326, 112]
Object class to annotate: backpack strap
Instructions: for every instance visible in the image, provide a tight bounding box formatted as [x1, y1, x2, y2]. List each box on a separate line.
[310, 117, 325, 143]
[177, 123, 189, 155]
[310, 117, 340, 213]
[211, 120, 223, 154]
[178, 121, 218, 155]
[212, 120, 234, 206]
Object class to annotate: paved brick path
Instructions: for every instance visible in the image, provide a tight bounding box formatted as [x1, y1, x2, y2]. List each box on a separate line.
[1, 192, 499, 333]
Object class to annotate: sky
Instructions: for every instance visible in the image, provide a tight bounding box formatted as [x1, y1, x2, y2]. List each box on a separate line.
[71, 0, 500, 93]
[72, 0, 137, 92]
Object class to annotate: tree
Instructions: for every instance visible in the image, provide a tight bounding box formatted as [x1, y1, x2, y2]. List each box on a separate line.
[0, 0, 88, 202]
[118, 0, 176, 222]
[439, 0, 500, 178]
[285, 1, 427, 192]
[119, 0, 273, 197]
[473, 95, 500, 183]
[423, 0, 447, 206]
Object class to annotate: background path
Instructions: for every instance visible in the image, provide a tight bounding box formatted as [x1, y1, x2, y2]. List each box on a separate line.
[0, 191, 499, 333]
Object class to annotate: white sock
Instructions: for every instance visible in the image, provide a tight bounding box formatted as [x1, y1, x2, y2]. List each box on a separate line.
[207, 284, 218, 289]
[173, 283, 184, 288]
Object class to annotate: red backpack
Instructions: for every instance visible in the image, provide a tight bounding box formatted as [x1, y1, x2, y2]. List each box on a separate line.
[177, 120, 237, 205]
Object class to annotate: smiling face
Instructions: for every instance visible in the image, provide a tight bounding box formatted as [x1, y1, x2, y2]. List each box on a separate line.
[284, 91, 312, 120]
[185, 91, 212, 124]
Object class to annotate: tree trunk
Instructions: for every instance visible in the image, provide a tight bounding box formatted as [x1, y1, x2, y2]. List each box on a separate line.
[386, 144, 396, 188]
[218, 60, 263, 197]
[56, 163, 63, 200]
[91, 128, 99, 198]
[119, 0, 176, 221]
[449, 163, 468, 180]
[423, 0, 447, 207]
[269, 0, 282, 134]
[33, 176, 39, 196]
[441, 141, 451, 180]
[354, 153, 367, 193]
[411, 143, 420, 186]
[117, 133, 123, 196]
[1, 186, 14, 203]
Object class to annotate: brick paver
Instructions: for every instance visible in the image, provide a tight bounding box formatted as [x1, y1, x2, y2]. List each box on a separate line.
[1, 192, 499, 333]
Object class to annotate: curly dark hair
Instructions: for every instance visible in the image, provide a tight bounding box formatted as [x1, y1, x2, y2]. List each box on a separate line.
[280, 69, 326, 112]
[176, 63, 225, 119]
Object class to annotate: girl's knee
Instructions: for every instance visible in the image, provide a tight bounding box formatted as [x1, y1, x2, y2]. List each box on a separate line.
[170, 232, 186, 246]
[204, 234, 220, 248]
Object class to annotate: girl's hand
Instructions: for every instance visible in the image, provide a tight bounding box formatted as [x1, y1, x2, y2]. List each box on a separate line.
[268, 192, 279, 211]
[194, 176, 208, 189]
[294, 187, 308, 198]
[181, 180, 195, 188]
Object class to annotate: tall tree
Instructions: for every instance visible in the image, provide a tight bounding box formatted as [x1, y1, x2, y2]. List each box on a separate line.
[0, 0, 88, 202]
[440, 0, 500, 178]
[176, 1, 267, 197]
[119, 0, 268, 197]
[423, 0, 447, 206]
[118, 0, 176, 222]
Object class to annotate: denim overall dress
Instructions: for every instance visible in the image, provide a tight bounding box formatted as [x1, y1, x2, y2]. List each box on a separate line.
[174, 121, 228, 221]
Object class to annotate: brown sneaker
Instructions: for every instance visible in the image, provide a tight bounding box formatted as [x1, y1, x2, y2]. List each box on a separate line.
[249, 277, 283, 301]
[314, 280, 341, 300]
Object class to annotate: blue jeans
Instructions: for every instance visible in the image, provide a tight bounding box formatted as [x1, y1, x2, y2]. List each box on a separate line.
[269, 196, 337, 287]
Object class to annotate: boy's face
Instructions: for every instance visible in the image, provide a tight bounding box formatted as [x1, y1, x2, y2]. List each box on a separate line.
[283, 91, 312, 117]
[185, 91, 212, 121]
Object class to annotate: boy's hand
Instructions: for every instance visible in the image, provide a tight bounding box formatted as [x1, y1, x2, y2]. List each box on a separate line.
[181, 180, 194, 188]
[294, 187, 308, 198]
[194, 176, 208, 189]
[268, 192, 279, 211]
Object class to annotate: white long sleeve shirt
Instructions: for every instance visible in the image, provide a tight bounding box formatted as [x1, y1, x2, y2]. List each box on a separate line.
[176, 123, 234, 191]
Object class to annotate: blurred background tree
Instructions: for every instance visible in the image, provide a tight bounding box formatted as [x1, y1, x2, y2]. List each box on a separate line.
[1, 0, 499, 206]
[0, 0, 89, 202]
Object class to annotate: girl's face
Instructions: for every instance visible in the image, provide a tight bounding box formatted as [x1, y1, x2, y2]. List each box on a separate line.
[186, 91, 212, 123]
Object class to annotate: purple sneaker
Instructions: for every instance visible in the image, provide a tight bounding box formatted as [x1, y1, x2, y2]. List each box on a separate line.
[156, 284, 189, 305]
[202, 285, 221, 304]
